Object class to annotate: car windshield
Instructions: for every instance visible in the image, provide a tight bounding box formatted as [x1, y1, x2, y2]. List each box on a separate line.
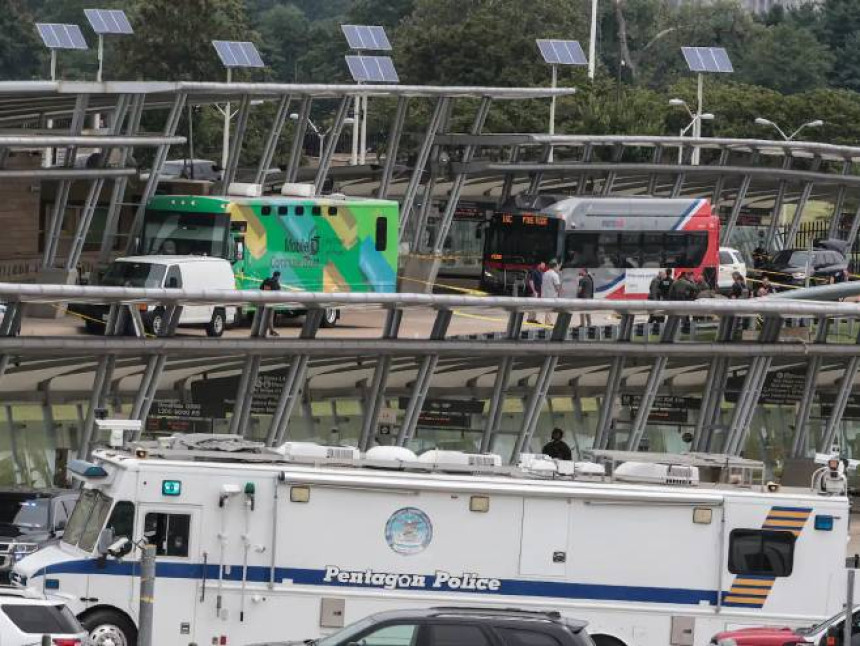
[314, 616, 378, 646]
[0, 496, 48, 531]
[63, 490, 113, 552]
[100, 261, 166, 288]
[772, 250, 809, 267]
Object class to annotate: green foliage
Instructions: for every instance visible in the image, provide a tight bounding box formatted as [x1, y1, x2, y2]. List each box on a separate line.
[737, 23, 833, 94]
[0, 1, 42, 80]
[116, 0, 257, 81]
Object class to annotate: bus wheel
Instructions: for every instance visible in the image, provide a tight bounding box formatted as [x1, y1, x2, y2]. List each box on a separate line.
[207, 308, 226, 337]
[83, 609, 137, 646]
[592, 635, 627, 646]
[320, 308, 339, 328]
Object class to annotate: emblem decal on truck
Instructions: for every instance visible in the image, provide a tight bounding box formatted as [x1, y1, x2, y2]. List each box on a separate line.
[385, 507, 432, 555]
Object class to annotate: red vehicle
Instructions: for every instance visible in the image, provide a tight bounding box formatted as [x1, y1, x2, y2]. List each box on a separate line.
[711, 606, 860, 645]
[481, 196, 720, 299]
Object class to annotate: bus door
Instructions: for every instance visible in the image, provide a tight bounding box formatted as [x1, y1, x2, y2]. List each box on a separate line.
[138, 504, 202, 643]
[230, 221, 248, 284]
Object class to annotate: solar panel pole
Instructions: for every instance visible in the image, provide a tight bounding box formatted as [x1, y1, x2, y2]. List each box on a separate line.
[222, 67, 232, 170]
[548, 64, 557, 162]
[360, 94, 368, 165]
[588, 0, 598, 80]
[96, 34, 104, 82]
[351, 95, 360, 165]
[692, 72, 704, 165]
[50, 50, 58, 81]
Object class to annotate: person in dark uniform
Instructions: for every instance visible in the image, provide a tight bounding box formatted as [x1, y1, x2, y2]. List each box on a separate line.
[542, 428, 573, 461]
[261, 270, 281, 336]
[576, 268, 594, 327]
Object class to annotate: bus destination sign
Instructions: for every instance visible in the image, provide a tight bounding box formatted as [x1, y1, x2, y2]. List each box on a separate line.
[501, 213, 550, 226]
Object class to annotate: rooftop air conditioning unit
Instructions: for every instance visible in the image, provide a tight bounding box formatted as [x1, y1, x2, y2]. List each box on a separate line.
[418, 450, 502, 469]
[274, 442, 360, 464]
[365, 445, 419, 469]
[281, 182, 316, 198]
[613, 461, 699, 486]
[227, 182, 263, 198]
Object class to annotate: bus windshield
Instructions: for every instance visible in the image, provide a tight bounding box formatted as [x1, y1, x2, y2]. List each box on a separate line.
[141, 210, 230, 258]
[485, 214, 560, 264]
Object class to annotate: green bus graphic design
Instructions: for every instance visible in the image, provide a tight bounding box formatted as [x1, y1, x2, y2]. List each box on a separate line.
[142, 194, 400, 293]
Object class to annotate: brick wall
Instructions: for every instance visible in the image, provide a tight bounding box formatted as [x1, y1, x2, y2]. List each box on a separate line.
[0, 151, 41, 260]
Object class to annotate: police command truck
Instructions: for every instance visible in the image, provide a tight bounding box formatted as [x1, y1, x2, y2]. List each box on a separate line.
[12, 428, 852, 646]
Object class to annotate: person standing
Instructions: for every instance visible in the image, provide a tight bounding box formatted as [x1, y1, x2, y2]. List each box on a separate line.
[730, 272, 749, 299]
[756, 276, 774, 297]
[526, 261, 545, 323]
[577, 268, 594, 327]
[668, 271, 694, 300]
[541, 260, 562, 325]
[649, 270, 665, 301]
[658, 269, 674, 300]
[260, 270, 282, 337]
[542, 428, 573, 461]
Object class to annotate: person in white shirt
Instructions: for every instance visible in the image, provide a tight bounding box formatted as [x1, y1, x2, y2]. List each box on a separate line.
[541, 259, 562, 325]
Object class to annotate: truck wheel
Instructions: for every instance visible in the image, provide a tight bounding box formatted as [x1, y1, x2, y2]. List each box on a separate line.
[148, 309, 166, 337]
[82, 609, 137, 646]
[320, 308, 339, 328]
[592, 635, 627, 646]
[84, 320, 104, 335]
[207, 308, 226, 337]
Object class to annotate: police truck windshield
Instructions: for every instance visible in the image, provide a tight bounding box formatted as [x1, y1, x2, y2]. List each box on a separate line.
[62, 490, 113, 552]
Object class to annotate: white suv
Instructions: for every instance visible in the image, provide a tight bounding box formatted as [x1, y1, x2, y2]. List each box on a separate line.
[0, 589, 86, 646]
[718, 246, 747, 290]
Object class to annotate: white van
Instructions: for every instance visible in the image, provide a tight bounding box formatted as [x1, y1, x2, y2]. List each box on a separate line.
[78, 256, 239, 337]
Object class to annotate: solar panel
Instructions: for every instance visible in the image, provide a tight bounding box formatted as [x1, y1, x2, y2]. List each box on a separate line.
[84, 9, 133, 35]
[682, 46, 733, 74]
[536, 39, 587, 66]
[341, 25, 391, 51]
[212, 41, 265, 68]
[345, 55, 399, 83]
[36, 23, 88, 50]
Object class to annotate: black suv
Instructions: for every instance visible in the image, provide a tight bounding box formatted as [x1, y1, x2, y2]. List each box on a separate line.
[278, 607, 595, 646]
[760, 241, 849, 288]
[0, 489, 78, 581]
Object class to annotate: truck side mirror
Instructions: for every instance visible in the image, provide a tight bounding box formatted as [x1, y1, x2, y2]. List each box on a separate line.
[53, 519, 66, 535]
[235, 240, 245, 261]
[96, 527, 115, 556]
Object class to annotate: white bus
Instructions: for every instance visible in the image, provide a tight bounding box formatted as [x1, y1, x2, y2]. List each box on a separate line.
[12, 432, 850, 646]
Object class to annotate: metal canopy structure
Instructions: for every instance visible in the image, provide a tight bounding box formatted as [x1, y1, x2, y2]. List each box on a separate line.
[2, 285, 860, 463]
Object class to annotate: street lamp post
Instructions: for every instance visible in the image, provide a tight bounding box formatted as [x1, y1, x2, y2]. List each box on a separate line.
[754, 117, 824, 141]
[670, 98, 713, 165]
[290, 113, 355, 162]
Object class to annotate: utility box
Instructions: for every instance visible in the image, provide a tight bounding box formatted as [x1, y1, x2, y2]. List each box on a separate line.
[320, 597, 345, 628]
[670, 616, 695, 646]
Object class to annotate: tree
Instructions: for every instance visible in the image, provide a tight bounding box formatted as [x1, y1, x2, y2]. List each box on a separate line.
[0, 2, 43, 81]
[816, 0, 860, 91]
[738, 23, 833, 94]
[116, 0, 257, 81]
[256, 4, 310, 82]
[396, 0, 588, 87]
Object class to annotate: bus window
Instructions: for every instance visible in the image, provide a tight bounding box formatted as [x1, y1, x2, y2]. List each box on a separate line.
[597, 233, 620, 268]
[328, 207, 338, 216]
[278, 206, 288, 216]
[619, 233, 642, 269]
[564, 233, 598, 268]
[642, 233, 664, 268]
[144, 512, 191, 558]
[295, 206, 304, 216]
[375, 217, 388, 252]
[312, 206, 322, 216]
[665, 232, 708, 267]
[261, 205, 272, 216]
[142, 211, 230, 258]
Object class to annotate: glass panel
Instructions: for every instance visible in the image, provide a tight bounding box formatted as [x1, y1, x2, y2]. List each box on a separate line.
[63, 489, 97, 547]
[428, 624, 491, 646]
[141, 210, 230, 257]
[1, 604, 80, 634]
[496, 629, 563, 646]
[106, 501, 135, 543]
[78, 493, 113, 552]
[486, 216, 560, 264]
[361, 624, 418, 646]
[375, 217, 388, 252]
[100, 261, 166, 288]
[729, 529, 795, 577]
[0, 495, 49, 532]
[719, 251, 732, 264]
[145, 513, 191, 558]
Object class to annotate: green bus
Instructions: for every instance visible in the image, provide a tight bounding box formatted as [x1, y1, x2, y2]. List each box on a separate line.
[139, 193, 400, 302]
